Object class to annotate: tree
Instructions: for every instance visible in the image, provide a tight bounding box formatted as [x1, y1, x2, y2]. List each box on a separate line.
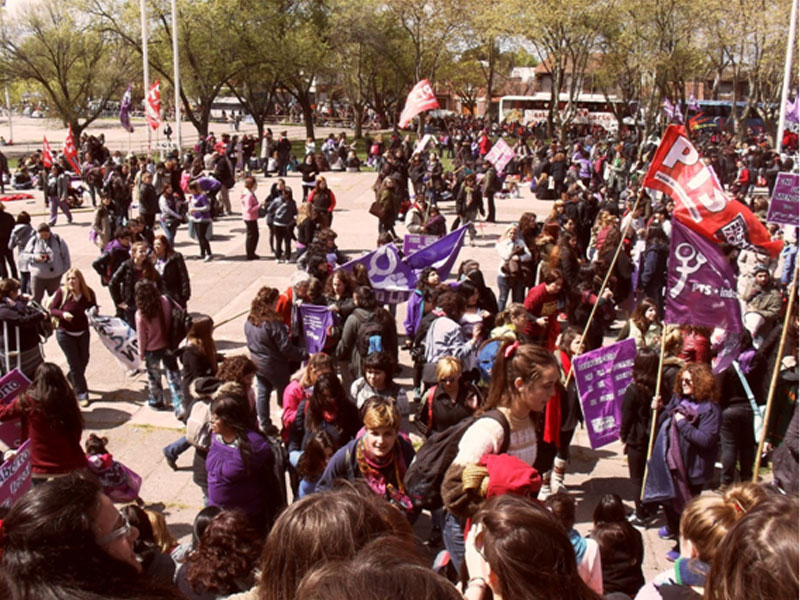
[511, 0, 601, 142]
[0, 0, 134, 137]
[89, 0, 244, 138]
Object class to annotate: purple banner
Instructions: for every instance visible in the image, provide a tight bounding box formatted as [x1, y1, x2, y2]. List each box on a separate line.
[665, 221, 742, 332]
[404, 223, 468, 277]
[573, 338, 637, 449]
[403, 234, 438, 255]
[767, 172, 799, 227]
[0, 368, 30, 406]
[299, 304, 335, 354]
[119, 84, 134, 133]
[0, 439, 32, 508]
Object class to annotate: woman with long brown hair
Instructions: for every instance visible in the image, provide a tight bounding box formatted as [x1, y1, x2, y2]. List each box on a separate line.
[245, 286, 308, 433]
[0, 362, 86, 478]
[110, 240, 161, 329]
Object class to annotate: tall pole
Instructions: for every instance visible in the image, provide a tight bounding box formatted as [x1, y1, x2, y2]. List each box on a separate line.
[171, 0, 181, 155]
[0, 7, 11, 144]
[776, 0, 798, 152]
[140, 0, 151, 151]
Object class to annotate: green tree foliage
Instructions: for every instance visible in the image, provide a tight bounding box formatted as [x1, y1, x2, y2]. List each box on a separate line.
[0, 0, 134, 137]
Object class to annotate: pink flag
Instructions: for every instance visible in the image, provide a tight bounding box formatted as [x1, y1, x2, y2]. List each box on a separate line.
[63, 125, 80, 174]
[398, 79, 439, 129]
[663, 97, 674, 119]
[688, 93, 700, 112]
[42, 136, 53, 168]
[146, 80, 161, 131]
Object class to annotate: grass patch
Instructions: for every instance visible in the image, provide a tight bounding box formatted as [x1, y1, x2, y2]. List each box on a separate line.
[132, 423, 184, 433]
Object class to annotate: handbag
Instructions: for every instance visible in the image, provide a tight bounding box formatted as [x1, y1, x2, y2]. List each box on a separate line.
[369, 200, 386, 220]
[733, 360, 765, 442]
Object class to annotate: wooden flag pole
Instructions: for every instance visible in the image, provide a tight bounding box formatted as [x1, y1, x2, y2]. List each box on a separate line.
[641, 325, 669, 500]
[752, 262, 799, 481]
[565, 188, 646, 389]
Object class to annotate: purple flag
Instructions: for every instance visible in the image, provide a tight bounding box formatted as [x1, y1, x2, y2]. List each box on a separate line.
[665, 221, 742, 332]
[404, 223, 468, 277]
[688, 93, 700, 112]
[298, 304, 335, 354]
[403, 233, 438, 255]
[663, 98, 675, 119]
[573, 338, 637, 449]
[120, 84, 134, 133]
[0, 439, 32, 508]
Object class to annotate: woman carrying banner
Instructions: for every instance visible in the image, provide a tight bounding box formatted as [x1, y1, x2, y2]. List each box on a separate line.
[245, 286, 308, 434]
[648, 362, 722, 562]
[48, 268, 97, 407]
[0, 362, 87, 478]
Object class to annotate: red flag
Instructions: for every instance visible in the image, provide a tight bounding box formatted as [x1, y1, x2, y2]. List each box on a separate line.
[63, 125, 81, 174]
[398, 79, 440, 129]
[42, 136, 53, 168]
[146, 80, 161, 131]
[643, 125, 782, 258]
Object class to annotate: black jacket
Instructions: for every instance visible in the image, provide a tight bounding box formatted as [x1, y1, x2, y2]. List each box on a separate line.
[0, 299, 45, 351]
[109, 260, 162, 309]
[159, 252, 191, 307]
[138, 182, 159, 216]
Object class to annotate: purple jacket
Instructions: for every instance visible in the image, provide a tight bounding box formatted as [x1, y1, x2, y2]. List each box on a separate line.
[404, 290, 424, 338]
[206, 430, 274, 522]
[659, 394, 722, 486]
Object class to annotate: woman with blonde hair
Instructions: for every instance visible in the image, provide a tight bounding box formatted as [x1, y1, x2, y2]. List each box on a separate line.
[635, 483, 768, 599]
[490, 303, 530, 340]
[49, 267, 97, 406]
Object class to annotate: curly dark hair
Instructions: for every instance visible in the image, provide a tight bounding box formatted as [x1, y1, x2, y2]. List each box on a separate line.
[248, 286, 281, 326]
[673, 362, 718, 403]
[134, 280, 162, 320]
[216, 354, 257, 385]
[323, 269, 355, 299]
[185, 510, 263, 596]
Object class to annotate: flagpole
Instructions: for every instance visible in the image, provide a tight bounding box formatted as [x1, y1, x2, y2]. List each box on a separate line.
[140, 0, 151, 152]
[752, 262, 799, 481]
[641, 324, 669, 500]
[171, 0, 182, 156]
[776, 0, 798, 152]
[565, 188, 646, 389]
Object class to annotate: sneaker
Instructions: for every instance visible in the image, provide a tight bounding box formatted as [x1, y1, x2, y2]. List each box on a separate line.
[628, 513, 655, 528]
[658, 525, 675, 540]
[666, 549, 680, 562]
[78, 393, 90, 408]
[204, 254, 213, 262]
[148, 402, 166, 411]
[162, 448, 178, 471]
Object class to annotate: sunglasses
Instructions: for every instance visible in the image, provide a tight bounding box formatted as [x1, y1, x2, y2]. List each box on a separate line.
[439, 377, 458, 384]
[97, 512, 133, 545]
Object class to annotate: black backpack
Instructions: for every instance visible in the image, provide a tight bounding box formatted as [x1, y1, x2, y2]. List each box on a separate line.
[356, 312, 384, 358]
[403, 409, 510, 510]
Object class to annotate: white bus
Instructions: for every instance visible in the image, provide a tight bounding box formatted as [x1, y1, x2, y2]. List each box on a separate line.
[498, 93, 622, 132]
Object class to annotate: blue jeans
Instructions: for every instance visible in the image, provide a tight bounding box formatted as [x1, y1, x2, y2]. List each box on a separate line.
[48, 195, 72, 225]
[496, 274, 525, 310]
[160, 218, 179, 248]
[145, 348, 183, 412]
[164, 436, 191, 460]
[443, 511, 466, 574]
[256, 374, 288, 432]
[56, 329, 90, 396]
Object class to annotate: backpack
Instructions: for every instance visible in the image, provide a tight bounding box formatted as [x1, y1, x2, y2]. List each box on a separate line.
[186, 399, 212, 450]
[356, 312, 384, 358]
[477, 338, 505, 385]
[166, 298, 193, 351]
[403, 409, 510, 510]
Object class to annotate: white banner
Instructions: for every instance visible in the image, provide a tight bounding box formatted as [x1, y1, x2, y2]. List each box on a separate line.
[87, 310, 141, 371]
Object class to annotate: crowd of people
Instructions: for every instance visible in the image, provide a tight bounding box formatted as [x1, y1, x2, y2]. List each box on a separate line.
[0, 116, 796, 600]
